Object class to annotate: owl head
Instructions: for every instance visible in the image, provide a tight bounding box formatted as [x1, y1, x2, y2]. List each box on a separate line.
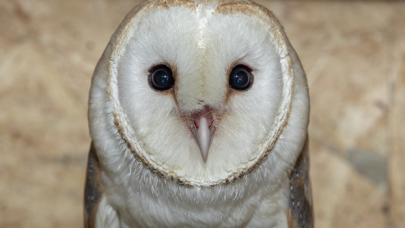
[89, 0, 309, 189]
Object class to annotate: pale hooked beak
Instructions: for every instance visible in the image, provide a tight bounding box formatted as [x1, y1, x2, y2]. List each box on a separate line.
[189, 107, 215, 163]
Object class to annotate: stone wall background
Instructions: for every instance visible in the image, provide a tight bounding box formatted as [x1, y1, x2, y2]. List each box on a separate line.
[0, 0, 404, 227]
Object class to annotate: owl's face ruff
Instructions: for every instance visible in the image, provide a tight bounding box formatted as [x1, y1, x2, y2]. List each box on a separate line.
[104, 0, 296, 187]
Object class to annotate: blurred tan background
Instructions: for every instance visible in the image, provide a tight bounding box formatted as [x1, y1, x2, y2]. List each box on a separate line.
[0, 0, 404, 227]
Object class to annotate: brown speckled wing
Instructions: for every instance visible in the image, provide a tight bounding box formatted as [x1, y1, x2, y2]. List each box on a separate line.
[84, 143, 104, 228]
[287, 136, 314, 228]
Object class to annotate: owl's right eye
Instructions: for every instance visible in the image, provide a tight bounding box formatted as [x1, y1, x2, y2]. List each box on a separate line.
[149, 65, 174, 91]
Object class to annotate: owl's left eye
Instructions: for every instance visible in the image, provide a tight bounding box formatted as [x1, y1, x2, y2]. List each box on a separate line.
[149, 65, 174, 91]
[229, 65, 253, 91]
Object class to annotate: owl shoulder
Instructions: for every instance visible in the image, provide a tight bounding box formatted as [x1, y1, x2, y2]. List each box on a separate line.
[84, 143, 104, 228]
[286, 136, 314, 228]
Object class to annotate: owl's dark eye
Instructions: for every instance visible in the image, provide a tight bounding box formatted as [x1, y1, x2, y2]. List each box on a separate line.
[229, 65, 253, 91]
[149, 65, 174, 91]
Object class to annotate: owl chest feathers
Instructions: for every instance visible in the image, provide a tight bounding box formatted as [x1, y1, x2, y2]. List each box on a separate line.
[89, 143, 292, 228]
[86, 138, 313, 228]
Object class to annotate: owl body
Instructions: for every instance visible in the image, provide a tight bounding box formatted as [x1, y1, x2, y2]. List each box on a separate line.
[85, 1, 312, 227]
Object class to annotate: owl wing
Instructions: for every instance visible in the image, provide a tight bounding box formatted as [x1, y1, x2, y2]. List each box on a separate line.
[84, 143, 105, 228]
[286, 136, 314, 228]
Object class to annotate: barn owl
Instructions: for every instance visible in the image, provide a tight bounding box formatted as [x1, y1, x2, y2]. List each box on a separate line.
[84, 0, 312, 227]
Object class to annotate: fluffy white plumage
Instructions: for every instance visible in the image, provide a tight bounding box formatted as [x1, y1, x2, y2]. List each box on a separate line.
[87, 0, 310, 227]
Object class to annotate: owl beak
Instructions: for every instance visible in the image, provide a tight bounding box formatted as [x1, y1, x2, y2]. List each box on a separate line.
[190, 107, 215, 163]
[195, 116, 213, 163]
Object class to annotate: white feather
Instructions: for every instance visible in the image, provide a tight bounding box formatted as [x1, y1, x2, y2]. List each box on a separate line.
[95, 197, 120, 228]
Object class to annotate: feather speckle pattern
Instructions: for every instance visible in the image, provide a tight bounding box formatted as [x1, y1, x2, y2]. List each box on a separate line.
[86, 0, 311, 227]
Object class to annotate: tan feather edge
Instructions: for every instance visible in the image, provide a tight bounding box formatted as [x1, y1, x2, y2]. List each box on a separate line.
[107, 0, 294, 187]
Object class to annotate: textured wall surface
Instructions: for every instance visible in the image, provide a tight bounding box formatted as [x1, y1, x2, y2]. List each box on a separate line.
[0, 0, 404, 227]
